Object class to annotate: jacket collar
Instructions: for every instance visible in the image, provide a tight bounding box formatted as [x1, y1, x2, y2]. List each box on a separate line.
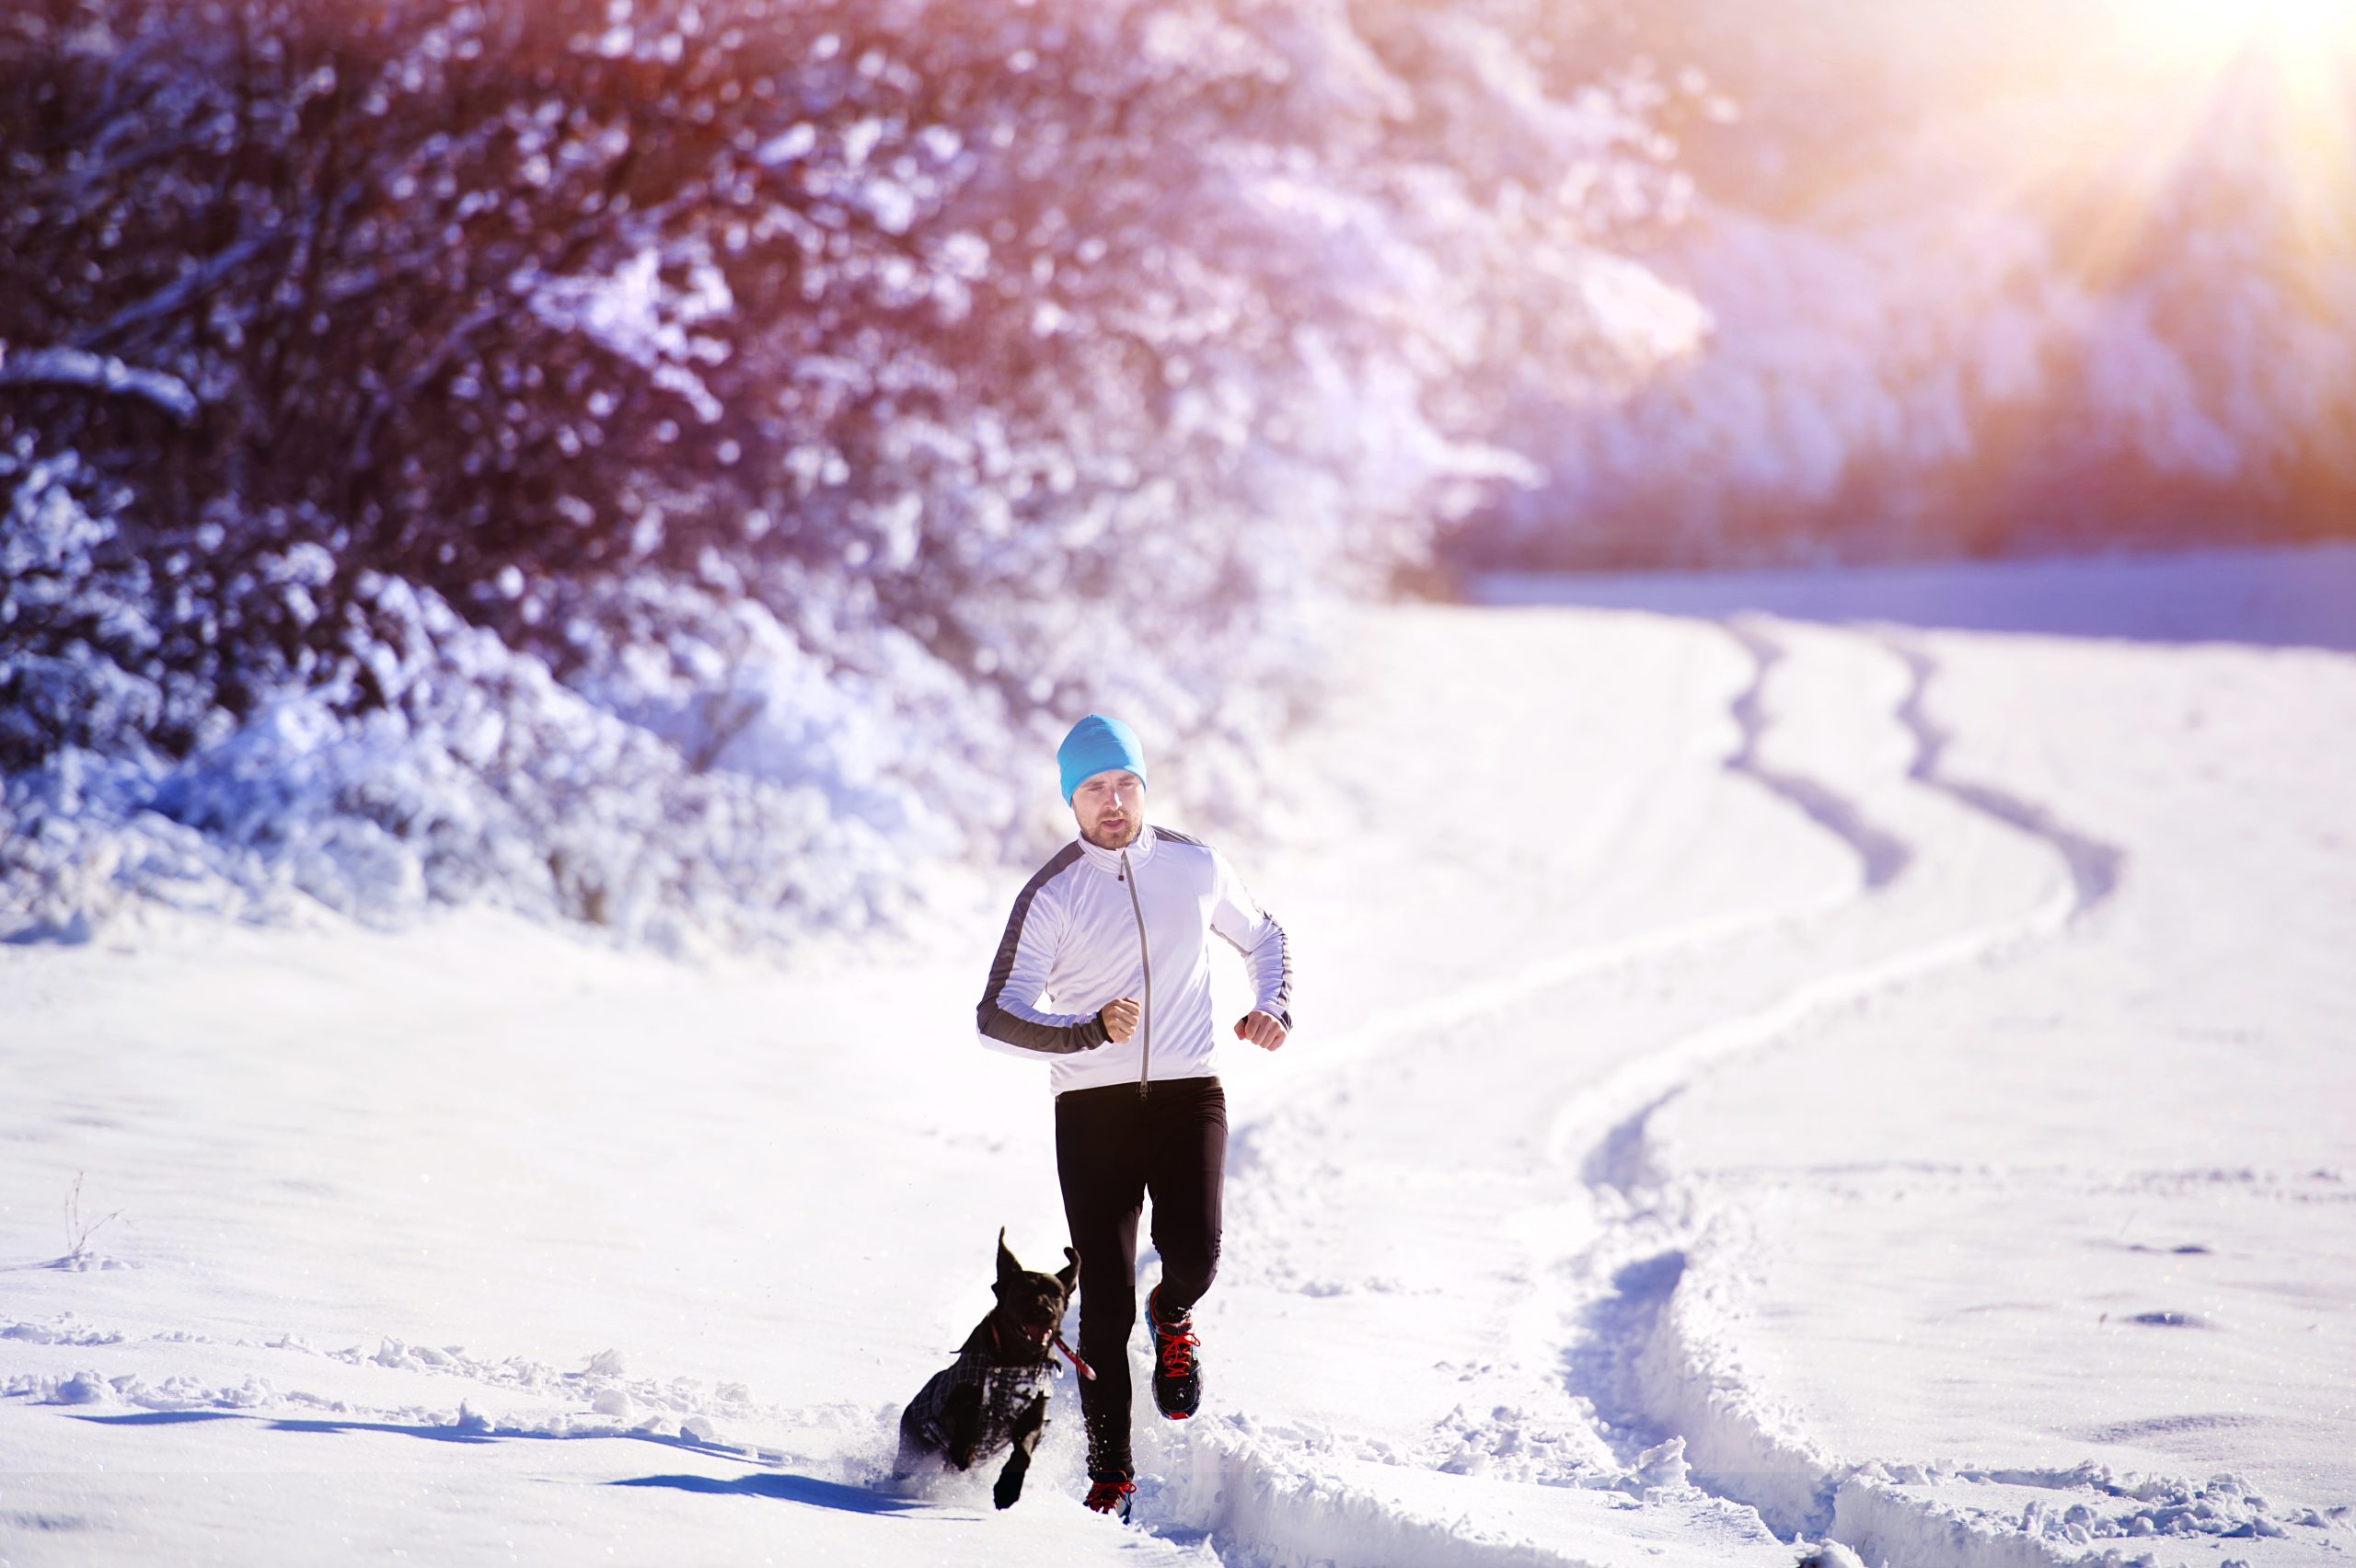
[1076, 823, 1159, 877]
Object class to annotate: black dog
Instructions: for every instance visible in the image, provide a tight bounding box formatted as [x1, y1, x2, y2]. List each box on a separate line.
[894, 1228, 1080, 1509]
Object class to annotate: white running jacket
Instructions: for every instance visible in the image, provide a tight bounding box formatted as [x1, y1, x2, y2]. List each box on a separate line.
[976, 824, 1293, 1096]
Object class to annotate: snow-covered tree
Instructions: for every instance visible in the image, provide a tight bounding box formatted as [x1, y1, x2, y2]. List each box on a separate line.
[1, 0, 1697, 945]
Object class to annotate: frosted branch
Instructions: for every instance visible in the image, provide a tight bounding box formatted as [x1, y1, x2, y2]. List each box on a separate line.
[0, 344, 201, 422]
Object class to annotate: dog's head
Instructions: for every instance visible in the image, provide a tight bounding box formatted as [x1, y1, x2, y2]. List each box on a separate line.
[990, 1228, 1079, 1360]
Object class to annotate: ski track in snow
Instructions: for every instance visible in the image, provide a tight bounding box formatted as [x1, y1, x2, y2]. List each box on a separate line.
[1153, 616, 2161, 1568]
[1883, 635, 2125, 917]
[1723, 618, 1914, 893]
[1543, 623, 2149, 1562]
[1604, 634, 2326, 1568]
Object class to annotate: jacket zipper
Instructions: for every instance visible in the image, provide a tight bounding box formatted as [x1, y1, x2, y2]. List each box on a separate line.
[1120, 847, 1152, 1099]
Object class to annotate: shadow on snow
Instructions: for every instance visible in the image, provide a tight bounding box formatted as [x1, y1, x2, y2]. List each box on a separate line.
[611, 1471, 919, 1515]
[65, 1407, 913, 1513]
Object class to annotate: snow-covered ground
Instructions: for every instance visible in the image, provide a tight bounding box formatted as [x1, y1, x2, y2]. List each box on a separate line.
[5, 547, 2351, 1567]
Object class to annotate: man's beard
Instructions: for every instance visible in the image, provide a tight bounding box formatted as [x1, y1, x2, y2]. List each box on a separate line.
[1084, 817, 1142, 849]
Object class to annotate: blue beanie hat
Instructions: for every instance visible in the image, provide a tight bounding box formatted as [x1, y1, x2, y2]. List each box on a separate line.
[1058, 714, 1148, 803]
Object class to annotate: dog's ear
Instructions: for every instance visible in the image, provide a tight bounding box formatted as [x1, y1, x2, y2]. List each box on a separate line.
[996, 1227, 1022, 1289]
[1057, 1247, 1080, 1294]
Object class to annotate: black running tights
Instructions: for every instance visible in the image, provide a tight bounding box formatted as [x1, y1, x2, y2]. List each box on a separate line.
[1055, 1075, 1227, 1475]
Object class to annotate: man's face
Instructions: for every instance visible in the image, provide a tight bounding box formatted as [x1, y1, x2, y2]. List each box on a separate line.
[1071, 769, 1146, 850]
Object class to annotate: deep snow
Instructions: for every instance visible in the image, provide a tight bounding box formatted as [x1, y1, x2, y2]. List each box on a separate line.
[4, 548, 2351, 1567]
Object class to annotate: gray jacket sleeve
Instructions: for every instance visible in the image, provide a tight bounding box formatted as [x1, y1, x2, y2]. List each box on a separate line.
[1209, 849, 1294, 1030]
[976, 857, 1110, 1056]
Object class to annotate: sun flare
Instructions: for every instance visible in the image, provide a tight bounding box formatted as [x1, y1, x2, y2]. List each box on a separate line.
[2075, 0, 2356, 274]
[2127, 0, 2356, 60]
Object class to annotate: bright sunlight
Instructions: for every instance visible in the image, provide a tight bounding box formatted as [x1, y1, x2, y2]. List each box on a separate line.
[2125, 0, 2356, 61]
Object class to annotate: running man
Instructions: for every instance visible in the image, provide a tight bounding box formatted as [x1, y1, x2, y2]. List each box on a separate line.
[976, 714, 1295, 1521]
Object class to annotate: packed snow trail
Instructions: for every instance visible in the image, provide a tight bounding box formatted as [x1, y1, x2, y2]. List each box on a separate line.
[5, 555, 2352, 1568]
[1631, 617, 2356, 1568]
[1149, 602, 2345, 1568]
[1885, 637, 2123, 916]
[1167, 613, 2112, 1564]
[1723, 619, 1913, 891]
[1540, 624, 2131, 1550]
[1472, 567, 2351, 1567]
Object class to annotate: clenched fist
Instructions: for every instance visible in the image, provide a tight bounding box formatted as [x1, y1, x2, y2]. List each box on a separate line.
[1234, 1009, 1288, 1051]
[1098, 997, 1141, 1044]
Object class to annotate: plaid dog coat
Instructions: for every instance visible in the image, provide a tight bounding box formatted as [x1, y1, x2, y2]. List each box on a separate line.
[896, 1336, 1056, 1469]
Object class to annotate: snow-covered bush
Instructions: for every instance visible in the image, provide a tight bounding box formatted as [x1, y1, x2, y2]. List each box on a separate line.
[0, 0, 1696, 947]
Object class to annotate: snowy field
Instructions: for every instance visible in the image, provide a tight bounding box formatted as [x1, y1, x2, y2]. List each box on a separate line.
[4, 547, 2352, 1567]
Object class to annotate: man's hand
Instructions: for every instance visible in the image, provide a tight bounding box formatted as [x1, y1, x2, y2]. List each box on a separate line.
[1233, 1009, 1288, 1051]
[1099, 997, 1140, 1044]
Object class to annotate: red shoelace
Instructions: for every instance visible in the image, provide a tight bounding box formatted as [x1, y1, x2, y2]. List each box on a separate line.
[1156, 1323, 1199, 1379]
[1084, 1476, 1137, 1513]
